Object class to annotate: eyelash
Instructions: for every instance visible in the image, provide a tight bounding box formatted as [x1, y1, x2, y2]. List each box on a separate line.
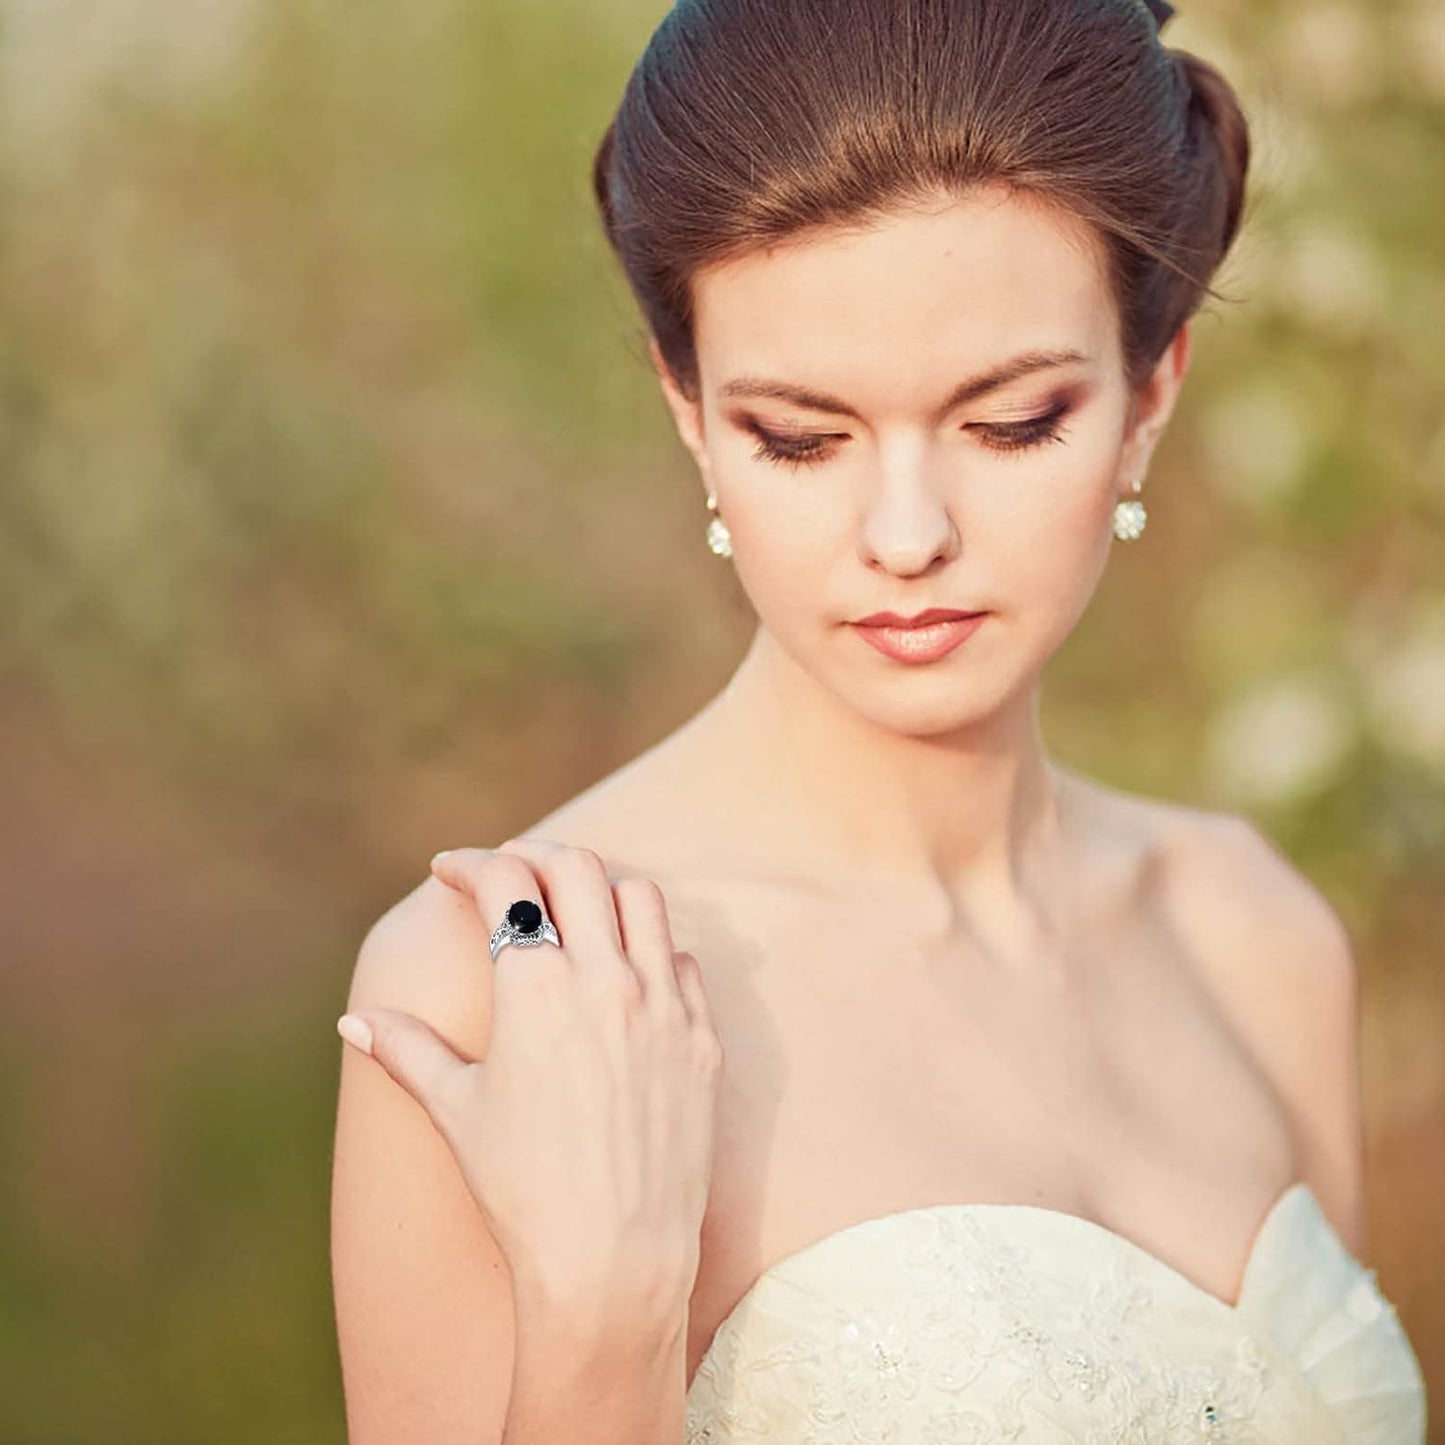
[746, 402, 1073, 470]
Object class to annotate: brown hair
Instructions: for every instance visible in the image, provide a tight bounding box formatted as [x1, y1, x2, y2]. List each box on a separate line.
[591, 0, 1250, 409]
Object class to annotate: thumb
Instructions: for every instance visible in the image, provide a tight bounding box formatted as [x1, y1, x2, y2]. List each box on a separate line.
[337, 1008, 473, 1139]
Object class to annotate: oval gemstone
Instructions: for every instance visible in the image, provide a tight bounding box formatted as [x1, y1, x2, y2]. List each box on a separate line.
[507, 899, 543, 934]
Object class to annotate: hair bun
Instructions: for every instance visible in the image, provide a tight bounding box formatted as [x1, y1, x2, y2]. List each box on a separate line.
[1144, 0, 1176, 32]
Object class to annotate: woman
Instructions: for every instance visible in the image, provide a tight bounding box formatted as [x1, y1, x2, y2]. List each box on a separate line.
[330, 0, 1428, 1441]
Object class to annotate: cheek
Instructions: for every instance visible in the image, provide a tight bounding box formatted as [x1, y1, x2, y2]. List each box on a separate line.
[1034, 481, 1116, 558]
[972, 470, 1118, 647]
[728, 507, 839, 616]
[985, 457, 1116, 567]
[706, 446, 843, 598]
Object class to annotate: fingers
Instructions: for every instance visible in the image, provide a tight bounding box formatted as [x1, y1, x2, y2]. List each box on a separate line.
[672, 951, 719, 1044]
[432, 841, 630, 979]
[610, 874, 688, 1011]
[426, 840, 693, 1018]
[337, 1007, 472, 1143]
[493, 838, 629, 972]
[431, 846, 563, 965]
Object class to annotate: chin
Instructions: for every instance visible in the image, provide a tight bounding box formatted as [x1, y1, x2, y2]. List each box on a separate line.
[830, 668, 1011, 737]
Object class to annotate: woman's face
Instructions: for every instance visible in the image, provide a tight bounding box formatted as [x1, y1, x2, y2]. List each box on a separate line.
[654, 184, 1189, 735]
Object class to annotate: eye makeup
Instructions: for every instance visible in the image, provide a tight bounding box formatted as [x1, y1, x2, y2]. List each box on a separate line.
[738, 393, 1077, 471]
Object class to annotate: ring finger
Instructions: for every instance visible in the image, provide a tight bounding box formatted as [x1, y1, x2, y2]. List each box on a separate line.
[493, 836, 640, 985]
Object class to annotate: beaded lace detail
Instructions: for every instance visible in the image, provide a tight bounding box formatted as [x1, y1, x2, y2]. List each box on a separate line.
[684, 1187, 1426, 1445]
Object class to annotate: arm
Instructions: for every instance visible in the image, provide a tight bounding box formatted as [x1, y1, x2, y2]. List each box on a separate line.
[330, 874, 688, 1445]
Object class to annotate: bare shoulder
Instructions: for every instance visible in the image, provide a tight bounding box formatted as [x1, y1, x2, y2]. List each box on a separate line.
[1139, 795, 1367, 1252]
[1150, 802, 1357, 999]
[349, 715, 704, 1033]
[345, 765, 704, 1040]
[1062, 767, 1354, 973]
[348, 871, 497, 1054]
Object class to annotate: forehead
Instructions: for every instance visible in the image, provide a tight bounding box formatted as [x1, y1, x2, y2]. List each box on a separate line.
[692, 186, 1118, 395]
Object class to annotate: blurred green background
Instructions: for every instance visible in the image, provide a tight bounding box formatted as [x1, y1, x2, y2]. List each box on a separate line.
[0, 0, 1440, 1438]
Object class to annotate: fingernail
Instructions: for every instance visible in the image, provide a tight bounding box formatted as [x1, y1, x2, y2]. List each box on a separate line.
[430, 849, 453, 870]
[336, 1014, 373, 1055]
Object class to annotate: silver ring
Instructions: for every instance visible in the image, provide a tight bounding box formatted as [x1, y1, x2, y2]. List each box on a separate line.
[489, 897, 562, 961]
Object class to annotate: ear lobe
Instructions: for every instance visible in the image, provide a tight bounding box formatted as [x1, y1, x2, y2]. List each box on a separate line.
[1170, 319, 1192, 382]
[1114, 324, 1187, 494]
[1127, 321, 1191, 447]
[647, 335, 670, 386]
[648, 335, 693, 400]
[649, 335, 709, 468]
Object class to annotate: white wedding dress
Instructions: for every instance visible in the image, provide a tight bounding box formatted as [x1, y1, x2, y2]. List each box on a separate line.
[685, 1181, 1427, 1443]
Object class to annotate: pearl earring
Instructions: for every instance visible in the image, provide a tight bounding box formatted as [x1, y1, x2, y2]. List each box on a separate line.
[705, 490, 733, 558]
[1113, 478, 1147, 541]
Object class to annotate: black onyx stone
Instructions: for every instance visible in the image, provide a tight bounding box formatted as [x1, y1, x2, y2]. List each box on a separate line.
[507, 899, 543, 934]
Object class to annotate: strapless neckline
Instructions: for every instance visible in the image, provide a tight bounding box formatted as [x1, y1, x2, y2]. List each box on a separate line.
[686, 1178, 1427, 1442]
[693, 1178, 1309, 1383]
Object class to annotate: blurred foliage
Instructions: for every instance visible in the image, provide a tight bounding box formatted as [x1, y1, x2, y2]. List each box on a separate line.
[0, 0, 1441, 1439]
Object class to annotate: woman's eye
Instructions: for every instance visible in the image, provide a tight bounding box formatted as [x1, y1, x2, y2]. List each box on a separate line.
[974, 402, 1072, 456]
[747, 425, 837, 470]
[744, 402, 1073, 470]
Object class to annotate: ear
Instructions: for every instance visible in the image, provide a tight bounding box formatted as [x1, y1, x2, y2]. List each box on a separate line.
[1119, 321, 1191, 493]
[649, 336, 713, 483]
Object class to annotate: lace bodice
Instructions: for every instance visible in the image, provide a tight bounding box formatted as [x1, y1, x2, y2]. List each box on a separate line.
[685, 1182, 1426, 1443]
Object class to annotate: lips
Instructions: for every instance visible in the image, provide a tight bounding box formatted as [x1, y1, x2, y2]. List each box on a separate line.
[853, 607, 985, 628]
[851, 611, 988, 662]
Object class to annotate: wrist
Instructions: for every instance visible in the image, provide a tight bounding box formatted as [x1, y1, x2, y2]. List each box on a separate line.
[507, 1269, 688, 1444]
[509, 1255, 690, 1363]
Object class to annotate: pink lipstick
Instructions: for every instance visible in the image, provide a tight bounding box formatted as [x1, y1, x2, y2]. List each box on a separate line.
[850, 610, 988, 663]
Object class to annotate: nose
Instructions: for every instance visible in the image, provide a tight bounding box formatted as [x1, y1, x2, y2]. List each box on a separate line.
[856, 449, 961, 577]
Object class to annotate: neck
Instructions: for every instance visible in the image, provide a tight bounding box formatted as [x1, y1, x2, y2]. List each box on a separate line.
[686, 624, 1075, 948]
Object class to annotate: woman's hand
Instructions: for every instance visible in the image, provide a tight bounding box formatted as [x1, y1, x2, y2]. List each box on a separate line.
[335, 837, 724, 1329]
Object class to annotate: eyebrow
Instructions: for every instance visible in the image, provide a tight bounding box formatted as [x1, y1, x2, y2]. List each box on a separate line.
[718, 348, 1091, 424]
